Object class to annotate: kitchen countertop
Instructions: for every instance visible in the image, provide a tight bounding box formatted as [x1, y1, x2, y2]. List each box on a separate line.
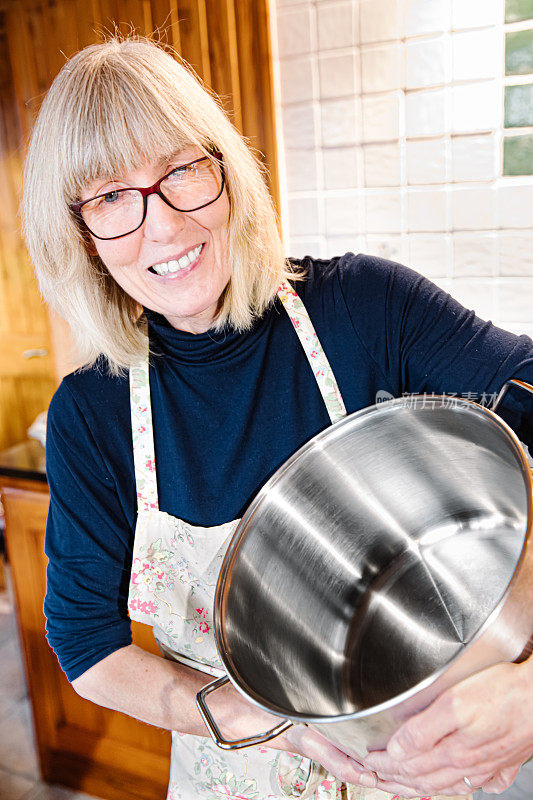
[0, 439, 46, 483]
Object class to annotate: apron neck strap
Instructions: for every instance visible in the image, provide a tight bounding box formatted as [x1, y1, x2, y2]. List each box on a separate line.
[277, 281, 346, 424]
[130, 359, 159, 513]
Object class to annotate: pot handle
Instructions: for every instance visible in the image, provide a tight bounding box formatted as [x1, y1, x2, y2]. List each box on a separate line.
[491, 379, 533, 413]
[196, 675, 293, 750]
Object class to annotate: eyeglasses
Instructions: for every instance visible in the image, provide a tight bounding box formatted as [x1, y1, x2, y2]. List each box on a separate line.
[70, 152, 225, 240]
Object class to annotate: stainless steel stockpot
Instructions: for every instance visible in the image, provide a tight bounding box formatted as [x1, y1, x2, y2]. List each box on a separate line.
[197, 380, 533, 759]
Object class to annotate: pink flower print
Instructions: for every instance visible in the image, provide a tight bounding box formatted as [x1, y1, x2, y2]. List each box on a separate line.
[257, 747, 268, 753]
[145, 458, 155, 472]
[140, 599, 157, 614]
[309, 350, 318, 359]
[199, 620, 210, 633]
[290, 316, 300, 328]
[129, 598, 157, 615]
[321, 779, 334, 790]
[196, 607, 208, 618]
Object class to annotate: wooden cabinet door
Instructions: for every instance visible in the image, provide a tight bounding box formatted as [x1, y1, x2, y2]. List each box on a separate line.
[2, 485, 172, 800]
[0, 20, 58, 450]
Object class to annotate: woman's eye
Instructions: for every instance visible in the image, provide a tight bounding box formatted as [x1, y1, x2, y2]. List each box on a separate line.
[169, 167, 187, 180]
[103, 190, 120, 203]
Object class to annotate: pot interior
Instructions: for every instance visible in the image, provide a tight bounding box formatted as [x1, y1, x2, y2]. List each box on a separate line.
[217, 400, 530, 718]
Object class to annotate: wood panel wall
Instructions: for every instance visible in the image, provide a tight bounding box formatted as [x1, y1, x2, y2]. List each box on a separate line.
[0, 0, 279, 447]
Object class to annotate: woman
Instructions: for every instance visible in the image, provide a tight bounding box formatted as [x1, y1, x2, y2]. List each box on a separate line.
[22, 37, 533, 800]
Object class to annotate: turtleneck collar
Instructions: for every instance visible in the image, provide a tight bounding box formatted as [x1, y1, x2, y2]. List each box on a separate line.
[143, 304, 277, 365]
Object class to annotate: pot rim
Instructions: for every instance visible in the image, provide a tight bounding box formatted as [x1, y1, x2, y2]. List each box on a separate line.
[214, 395, 533, 724]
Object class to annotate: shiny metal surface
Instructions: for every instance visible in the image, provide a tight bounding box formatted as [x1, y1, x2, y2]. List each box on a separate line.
[208, 391, 533, 758]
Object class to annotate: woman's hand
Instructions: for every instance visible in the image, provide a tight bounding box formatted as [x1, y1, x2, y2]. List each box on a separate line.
[363, 659, 533, 797]
[279, 724, 379, 789]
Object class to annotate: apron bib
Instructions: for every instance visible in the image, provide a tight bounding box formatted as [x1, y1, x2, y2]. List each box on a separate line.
[127, 283, 467, 800]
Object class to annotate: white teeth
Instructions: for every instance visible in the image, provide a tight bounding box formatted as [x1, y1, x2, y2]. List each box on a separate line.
[151, 244, 203, 276]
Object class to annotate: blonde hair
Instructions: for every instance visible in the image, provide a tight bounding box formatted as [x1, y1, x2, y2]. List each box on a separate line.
[22, 36, 293, 374]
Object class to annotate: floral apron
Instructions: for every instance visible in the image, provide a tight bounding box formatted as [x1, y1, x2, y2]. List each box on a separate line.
[127, 283, 469, 800]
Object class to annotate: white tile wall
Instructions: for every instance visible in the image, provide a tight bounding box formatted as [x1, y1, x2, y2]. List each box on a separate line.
[365, 191, 403, 232]
[452, 233, 498, 277]
[406, 88, 446, 137]
[285, 149, 319, 192]
[451, 187, 496, 230]
[363, 142, 402, 186]
[451, 134, 497, 182]
[407, 189, 448, 232]
[365, 234, 405, 262]
[325, 234, 367, 257]
[406, 138, 447, 184]
[325, 194, 360, 235]
[451, 29, 500, 82]
[275, 0, 533, 329]
[279, 57, 315, 104]
[499, 234, 533, 276]
[316, 1, 357, 50]
[408, 235, 450, 277]
[319, 52, 357, 98]
[289, 237, 324, 259]
[498, 187, 533, 229]
[360, 0, 401, 44]
[277, 7, 314, 57]
[362, 92, 401, 142]
[404, 0, 451, 38]
[405, 38, 447, 90]
[282, 103, 317, 148]
[451, 81, 499, 133]
[499, 282, 533, 323]
[451, 279, 495, 321]
[321, 97, 360, 146]
[361, 43, 404, 93]
[451, 0, 502, 31]
[288, 196, 321, 237]
[323, 147, 359, 189]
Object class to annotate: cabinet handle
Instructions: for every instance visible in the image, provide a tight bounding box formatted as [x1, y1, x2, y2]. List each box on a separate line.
[22, 348, 48, 359]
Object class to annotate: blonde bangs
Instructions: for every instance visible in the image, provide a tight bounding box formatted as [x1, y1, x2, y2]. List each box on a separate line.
[23, 37, 295, 376]
[59, 43, 218, 202]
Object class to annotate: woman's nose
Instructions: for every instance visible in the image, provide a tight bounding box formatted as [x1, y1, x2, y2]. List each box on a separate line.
[143, 192, 186, 242]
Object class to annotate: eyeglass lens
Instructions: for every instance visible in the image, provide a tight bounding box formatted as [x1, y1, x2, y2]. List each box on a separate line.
[80, 158, 222, 239]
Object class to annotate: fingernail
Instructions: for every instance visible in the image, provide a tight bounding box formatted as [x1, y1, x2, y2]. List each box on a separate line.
[358, 771, 378, 788]
[388, 740, 406, 760]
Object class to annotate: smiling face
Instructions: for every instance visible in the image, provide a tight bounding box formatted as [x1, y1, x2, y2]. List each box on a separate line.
[81, 146, 232, 334]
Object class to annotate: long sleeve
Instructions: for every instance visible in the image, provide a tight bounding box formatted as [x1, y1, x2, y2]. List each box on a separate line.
[44, 381, 133, 681]
[335, 254, 533, 450]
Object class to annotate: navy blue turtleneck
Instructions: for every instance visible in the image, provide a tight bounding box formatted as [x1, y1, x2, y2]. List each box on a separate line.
[44, 254, 533, 681]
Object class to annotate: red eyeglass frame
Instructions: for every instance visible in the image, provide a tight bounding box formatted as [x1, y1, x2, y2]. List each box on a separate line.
[69, 151, 225, 241]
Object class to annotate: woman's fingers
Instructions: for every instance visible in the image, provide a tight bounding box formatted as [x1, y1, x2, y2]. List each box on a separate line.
[386, 688, 459, 761]
[480, 762, 522, 794]
[286, 726, 378, 788]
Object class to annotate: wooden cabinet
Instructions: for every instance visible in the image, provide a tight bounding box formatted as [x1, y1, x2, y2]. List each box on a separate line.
[1, 469, 172, 800]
